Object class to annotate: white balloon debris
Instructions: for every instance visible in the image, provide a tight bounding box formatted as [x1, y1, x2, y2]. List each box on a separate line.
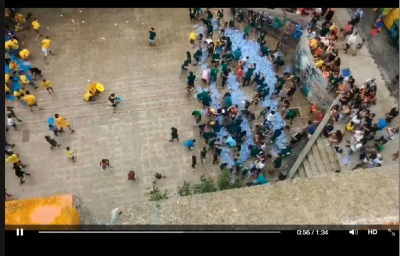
[142, 23, 144, 25]
[115, 23, 117, 26]
[60, 14, 63, 17]
[80, 10, 82, 13]
[82, 21, 85, 23]
[88, 80, 91, 82]
[100, 37, 105, 40]
[71, 19, 74, 23]
[136, 18, 139, 21]
[126, 21, 129, 23]
[47, 27, 49, 29]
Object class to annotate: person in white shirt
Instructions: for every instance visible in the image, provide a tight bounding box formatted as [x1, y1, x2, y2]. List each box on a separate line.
[241, 56, 249, 65]
[344, 32, 358, 53]
[266, 111, 276, 122]
[375, 126, 399, 144]
[255, 160, 265, 173]
[6, 114, 17, 131]
[352, 129, 364, 143]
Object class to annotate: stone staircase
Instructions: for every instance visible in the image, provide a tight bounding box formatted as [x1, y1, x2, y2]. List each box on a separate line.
[293, 136, 341, 178]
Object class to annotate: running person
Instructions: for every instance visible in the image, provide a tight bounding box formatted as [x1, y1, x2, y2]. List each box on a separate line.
[108, 93, 120, 113]
[186, 71, 196, 99]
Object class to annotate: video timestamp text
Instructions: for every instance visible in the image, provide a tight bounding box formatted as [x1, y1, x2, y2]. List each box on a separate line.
[297, 230, 329, 235]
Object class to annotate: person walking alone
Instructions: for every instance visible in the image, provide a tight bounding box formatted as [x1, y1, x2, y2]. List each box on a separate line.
[44, 135, 61, 149]
[191, 155, 197, 170]
[169, 127, 179, 142]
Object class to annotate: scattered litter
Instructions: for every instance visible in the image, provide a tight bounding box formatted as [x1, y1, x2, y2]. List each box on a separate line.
[82, 21, 85, 23]
[142, 23, 144, 25]
[88, 80, 91, 82]
[79, 10, 82, 13]
[136, 18, 139, 21]
[126, 21, 129, 23]
[100, 37, 105, 40]
[46, 27, 49, 29]
[60, 14, 63, 17]
[71, 19, 74, 23]
[115, 23, 117, 26]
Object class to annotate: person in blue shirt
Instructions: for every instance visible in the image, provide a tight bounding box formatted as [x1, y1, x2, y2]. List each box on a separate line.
[253, 173, 268, 185]
[233, 48, 242, 62]
[223, 135, 236, 147]
[184, 139, 196, 150]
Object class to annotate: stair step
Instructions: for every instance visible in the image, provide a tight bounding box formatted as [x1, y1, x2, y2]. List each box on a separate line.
[297, 166, 307, 178]
[302, 158, 314, 177]
[311, 143, 327, 175]
[316, 137, 335, 173]
[306, 154, 320, 176]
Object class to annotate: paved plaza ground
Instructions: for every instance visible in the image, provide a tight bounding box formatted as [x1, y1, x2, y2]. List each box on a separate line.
[5, 8, 311, 222]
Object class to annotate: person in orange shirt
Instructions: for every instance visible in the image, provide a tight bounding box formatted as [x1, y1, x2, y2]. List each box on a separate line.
[23, 90, 42, 111]
[236, 67, 244, 82]
[42, 35, 54, 63]
[55, 113, 75, 134]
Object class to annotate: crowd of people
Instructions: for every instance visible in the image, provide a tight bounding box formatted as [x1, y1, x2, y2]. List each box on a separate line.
[175, 8, 319, 185]
[4, 9, 127, 193]
[305, 8, 399, 170]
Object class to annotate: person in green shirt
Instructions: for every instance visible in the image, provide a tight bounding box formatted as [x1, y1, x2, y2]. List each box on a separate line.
[249, 145, 261, 157]
[186, 51, 192, 63]
[285, 109, 297, 125]
[243, 67, 254, 87]
[210, 67, 219, 83]
[270, 154, 283, 174]
[202, 94, 212, 109]
[181, 59, 190, 75]
[223, 52, 234, 63]
[260, 46, 270, 57]
[243, 25, 250, 39]
[212, 121, 221, 133]
[148, 27, 156, 46]
[193, 49, 202, 64]
[206, 10, 213, 21]
[220, 61, 228, 72]
[273, 57, 285, 71]
[202, 131, 216, 144]
[192, 110, 202, 123]
[197, 91, 209, 101]
[207, 24, 213, 38]
[186, 72, 196, 97]
[212, 52, 220, 63]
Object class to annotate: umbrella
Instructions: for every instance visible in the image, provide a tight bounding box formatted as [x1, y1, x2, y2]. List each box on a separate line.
[47, 117, 55, 125]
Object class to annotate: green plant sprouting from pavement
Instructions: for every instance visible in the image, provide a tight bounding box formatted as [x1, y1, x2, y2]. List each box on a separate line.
[147, 186, 169, 202]
[177, 170, 243, 197]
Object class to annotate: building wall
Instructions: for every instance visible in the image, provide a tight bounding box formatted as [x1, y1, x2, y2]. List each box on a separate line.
[294, 33, 334, 111]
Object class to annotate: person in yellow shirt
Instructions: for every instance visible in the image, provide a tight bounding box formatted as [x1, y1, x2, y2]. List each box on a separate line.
[14, 13, 26, 31]
[6, 153, 26, 167]
[23, 90, 42, 111]
[19, 48, 29, 59]
[31, 18, 42, 41]
[66, 147, 76, 164]
[42, 36, 54, 63]
[40, 79, 53, 93]
[9, 60, 19, 71]
[19, 71, 37, 88]
[315, 58, 324, 68]
[5, 39, 18, 50]
[83, 91, 94, 101]
[13, 87, 25, 100]
[55, 113, 75, 134]
[10, 38, 19, 49]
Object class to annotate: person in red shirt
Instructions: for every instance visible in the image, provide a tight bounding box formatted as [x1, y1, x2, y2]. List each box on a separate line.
[314, 111, 324, 124]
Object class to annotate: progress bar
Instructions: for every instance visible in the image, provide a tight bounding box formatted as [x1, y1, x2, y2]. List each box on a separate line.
[39, 231, 281, 234]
